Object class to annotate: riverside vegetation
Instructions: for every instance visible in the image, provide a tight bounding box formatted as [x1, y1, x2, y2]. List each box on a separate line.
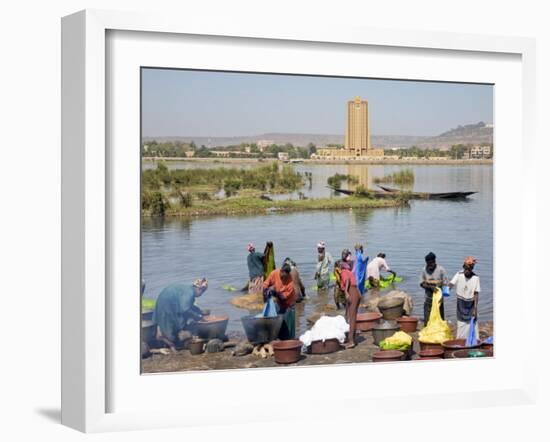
[373, 169, 415, 186]
[142, 163, 407, 217]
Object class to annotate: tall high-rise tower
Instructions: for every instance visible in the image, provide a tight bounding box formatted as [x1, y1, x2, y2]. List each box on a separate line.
[344, 96, 371, 156]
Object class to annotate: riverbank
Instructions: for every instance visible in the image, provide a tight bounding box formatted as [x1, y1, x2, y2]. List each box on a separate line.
[142, 195, 405, 217]
[143, 157, 493, 166]
[142, 320, 493, 373]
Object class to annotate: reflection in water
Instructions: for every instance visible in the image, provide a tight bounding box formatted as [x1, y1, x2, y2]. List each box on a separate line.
[346, 164, 370, 189]
[142, 163, 493, 336]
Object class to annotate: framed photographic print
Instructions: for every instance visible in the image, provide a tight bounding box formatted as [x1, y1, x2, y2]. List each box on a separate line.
[62, 9, 537, 432]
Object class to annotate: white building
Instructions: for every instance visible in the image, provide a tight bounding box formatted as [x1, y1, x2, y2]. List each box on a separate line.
[277, 152, 289, 162]
[469, 145, 492, 159]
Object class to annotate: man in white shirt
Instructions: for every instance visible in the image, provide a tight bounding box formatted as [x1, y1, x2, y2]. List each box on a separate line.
[367, 253, 395, 291]
[449, 256, 480, 340]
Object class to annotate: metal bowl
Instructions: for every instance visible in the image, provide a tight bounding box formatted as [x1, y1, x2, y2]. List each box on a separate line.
[372, 320, 401, 345]
[196, 315, 229, 340]
[241, 314, 284, 345]
[378, 298, 405, 320]
[141, 319, 156, 344]
[141, 309, 154, 321]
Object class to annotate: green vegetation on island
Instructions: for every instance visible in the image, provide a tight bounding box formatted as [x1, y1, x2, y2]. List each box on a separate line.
[143, 195, 402, 217]
[141, 163, 407, 217]
[326, 173, 359, 188]
[143, 162, 302, 194]
[374, 169, 415, 186]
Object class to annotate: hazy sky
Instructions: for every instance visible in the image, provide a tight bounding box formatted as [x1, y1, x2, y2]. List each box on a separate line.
[141, 68, 493, 137]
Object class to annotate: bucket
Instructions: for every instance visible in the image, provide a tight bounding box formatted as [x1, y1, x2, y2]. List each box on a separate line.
[272, 339, 302, 364]
[309, 338, 342, 354]
[419, 342, 444, 352]
[356, 312, 383, 331]
[452, 349, 493, 358]
[189, 338, 205, 355]
[442, 285, 450, 297]
[442, 338, 481, 358]
[377, 298, 405, 320]
[396, 316, 419, 333]
[418, 348, 444, 359]
[382, 346, 412, 360]
[372, 350, 404, 362]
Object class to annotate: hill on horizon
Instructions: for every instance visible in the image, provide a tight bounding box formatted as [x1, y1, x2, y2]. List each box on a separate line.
[142, 122, 493, 150]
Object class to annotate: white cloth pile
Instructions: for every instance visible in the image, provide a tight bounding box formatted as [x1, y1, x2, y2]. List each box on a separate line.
[299, 315, 349, 347]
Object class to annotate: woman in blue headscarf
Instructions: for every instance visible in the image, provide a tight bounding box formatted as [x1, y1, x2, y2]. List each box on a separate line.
[152, 278, 209, 352]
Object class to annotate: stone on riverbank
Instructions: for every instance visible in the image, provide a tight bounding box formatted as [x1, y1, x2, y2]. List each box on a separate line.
[206, 339, 225, 353]
[232, 341, 254, 356]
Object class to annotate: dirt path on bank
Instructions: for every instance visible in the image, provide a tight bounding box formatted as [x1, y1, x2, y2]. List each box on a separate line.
[142, 320, 493, 374]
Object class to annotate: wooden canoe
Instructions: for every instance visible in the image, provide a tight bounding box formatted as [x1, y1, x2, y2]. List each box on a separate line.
[327, 186, 477, 200]
[376, 185, 477, 199]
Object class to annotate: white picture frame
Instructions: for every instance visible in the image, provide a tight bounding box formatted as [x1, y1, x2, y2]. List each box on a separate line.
[61, 9, 537, 433]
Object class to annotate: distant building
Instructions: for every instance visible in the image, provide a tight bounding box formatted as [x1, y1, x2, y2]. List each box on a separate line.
[312, 96, 383, 160]
[469, 145, 492, 159]
[345, 96, 371, 155]
[211, 151, 231, 158]
[211, 150, 251, 158]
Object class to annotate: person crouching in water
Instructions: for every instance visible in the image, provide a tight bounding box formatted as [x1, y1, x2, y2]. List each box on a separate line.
[314, 241, 333, 291]
[340, 249, 361, 349]
[449, 256, 480, 340]
[366, 252, 395, 298]
[283, 257, 306, 303]
[263, 263, 297, 339]
[246, 242, 271, 295]
[152, 278, 209, 353]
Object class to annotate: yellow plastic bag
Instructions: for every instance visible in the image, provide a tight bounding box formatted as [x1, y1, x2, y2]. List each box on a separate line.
[379, 331, 412, 350]
[418, 288, 453, 344]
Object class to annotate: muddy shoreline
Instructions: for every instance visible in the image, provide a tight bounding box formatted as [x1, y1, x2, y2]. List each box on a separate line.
[142, 320, 493, 374]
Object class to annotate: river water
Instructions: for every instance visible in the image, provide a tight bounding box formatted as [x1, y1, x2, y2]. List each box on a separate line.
[141, 161, 493, 336]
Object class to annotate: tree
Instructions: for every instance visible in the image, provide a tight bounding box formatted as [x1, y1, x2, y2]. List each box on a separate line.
[307, 142, 317, 157]
[449, 144, 467, 159]
[150, 192, 168, 217]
